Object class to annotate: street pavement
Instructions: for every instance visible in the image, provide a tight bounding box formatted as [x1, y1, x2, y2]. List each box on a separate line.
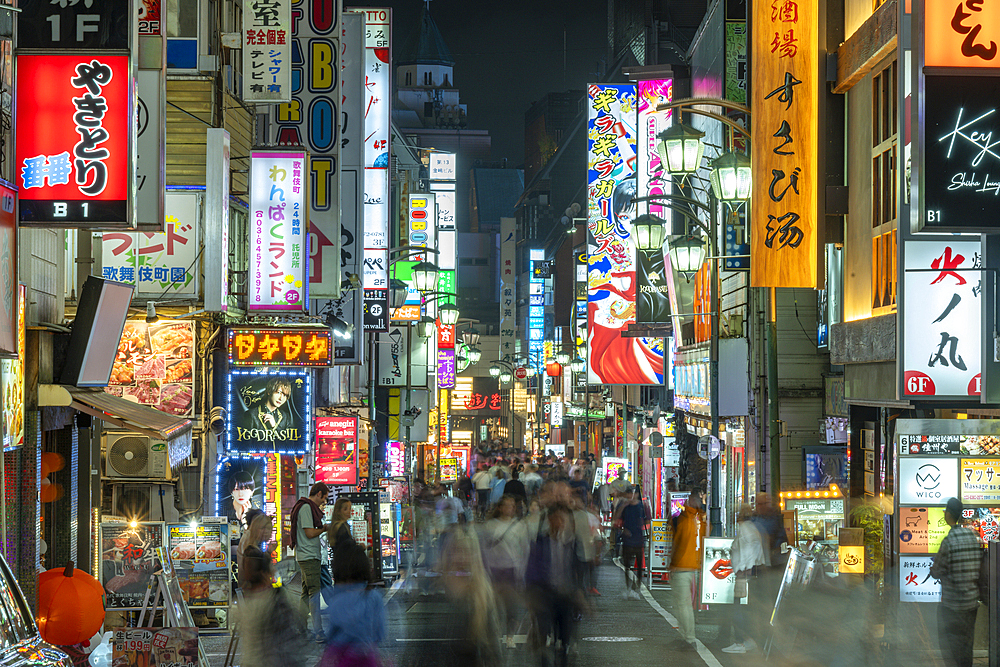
[199, 560, 979, 667]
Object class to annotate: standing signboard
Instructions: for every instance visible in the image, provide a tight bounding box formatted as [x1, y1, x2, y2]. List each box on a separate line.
[100, 522, 165, 609]
[340, 491, 382, 580]
[165, 520, 231, 609]
[242, 0, 292, 103]
[649, 518, 672, 572]
[226, 369, 312, 455]
[701, 537, 739, 604]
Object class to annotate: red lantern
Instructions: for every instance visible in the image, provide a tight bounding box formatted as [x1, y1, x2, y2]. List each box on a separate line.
[546, 362, 562, 377]
[37, 561, 105, 646]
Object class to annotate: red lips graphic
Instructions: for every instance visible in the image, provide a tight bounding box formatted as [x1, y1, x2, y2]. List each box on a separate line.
[710, 559, 733, 580]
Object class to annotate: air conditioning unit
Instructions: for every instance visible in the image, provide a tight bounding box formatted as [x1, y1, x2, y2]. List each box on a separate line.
[110, 483, 179, 523]
[105, 432, 169, 480]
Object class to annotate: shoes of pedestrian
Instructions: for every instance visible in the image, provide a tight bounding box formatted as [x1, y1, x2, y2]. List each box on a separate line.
[629, 589, 642, 600]
[722, 643, 747, 654]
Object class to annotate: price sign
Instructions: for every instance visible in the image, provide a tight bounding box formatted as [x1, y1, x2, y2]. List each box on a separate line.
[228, 327, 332, 366]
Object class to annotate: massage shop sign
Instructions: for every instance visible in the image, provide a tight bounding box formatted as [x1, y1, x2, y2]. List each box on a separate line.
[250, 150, 308, 311]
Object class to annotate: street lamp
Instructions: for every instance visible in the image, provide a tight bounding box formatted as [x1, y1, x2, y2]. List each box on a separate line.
[555, 350, 571, 365]
[417, 315, 436, 339]
[439, 303, 460, 326]
[499, 368, 513, 384]
[467, 346, 482, 365]
[461, 327, 481, 347]
[708, 151, 752, 203]
[389, 278, 408, 310]
[489, 363, 502, 378]
[668, 233, 707, 282]
[632, 214, 668, 253]
[411, 261, 439, 292]
[570, 356, 586, 373]
[656, 121, 706, 175]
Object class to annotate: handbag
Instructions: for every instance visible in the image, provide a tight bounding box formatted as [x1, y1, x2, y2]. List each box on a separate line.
[734, 572, 748, 598]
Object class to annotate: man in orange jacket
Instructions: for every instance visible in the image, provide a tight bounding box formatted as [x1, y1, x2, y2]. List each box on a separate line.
[670, 487, 708, 651]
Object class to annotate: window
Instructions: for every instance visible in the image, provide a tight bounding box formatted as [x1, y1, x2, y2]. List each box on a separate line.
[423, 71, 432, 86]
[871, 61, 897, 313]
[424, 102, 434, 118]
[166, 0, 199, 69]
[405, 71, 412, 86]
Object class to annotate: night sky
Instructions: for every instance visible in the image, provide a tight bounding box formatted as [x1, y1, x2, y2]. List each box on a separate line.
[349, 0, 609, 165]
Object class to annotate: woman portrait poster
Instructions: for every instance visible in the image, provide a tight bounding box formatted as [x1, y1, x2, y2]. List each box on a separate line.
[218, 458, 264, 527]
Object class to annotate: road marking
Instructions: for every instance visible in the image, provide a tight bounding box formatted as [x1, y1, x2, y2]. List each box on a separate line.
[582, 636, 644, 642]
[613, 561, 724, 667]
[395, 635, 528, 643]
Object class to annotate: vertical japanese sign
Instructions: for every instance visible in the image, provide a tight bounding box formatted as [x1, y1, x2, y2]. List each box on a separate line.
[315, 415, 359, 485]
[587, 84, 664, 384]
[408, 194, 436, 262]
[136, 69, 165, 231]
[102, 192, 199, 297]
[725, 23, 748, 104]
[636, 78, 673, 325]
[15, 55, 132, 227]
[271, 0, 341, 296]
[250, 151, 309, 311]
[499, 217, 516, 364]
[0, 182, 14, 356]
[750, 0, 819, 288]
[901, 239, 981, 398]
[348, 8, 391, 332]
[378, 327, 409, 386]
[243, 0, 292, 103]
[529, 249, 546, 358]
[438, 349, 456, 389]
[205, 128, 230, 313]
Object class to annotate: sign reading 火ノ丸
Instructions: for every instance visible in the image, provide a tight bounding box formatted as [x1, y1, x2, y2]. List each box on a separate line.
[750, 0, 819, 288]
[250, 151, 309, 311]
[243, 0, 292, 103]
[16, 55, 132, 227]
[901, 239, 981, 398]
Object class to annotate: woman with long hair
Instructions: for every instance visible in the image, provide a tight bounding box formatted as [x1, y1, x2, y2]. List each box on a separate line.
[440, 526, 501, 666]
[237, 546, 308, 667]
[325, 497, 355, 572]
[238, 513, 274, 579]
[482, 495, 528, 649]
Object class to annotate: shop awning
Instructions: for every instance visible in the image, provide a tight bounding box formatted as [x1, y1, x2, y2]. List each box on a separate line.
[42, 385, 193, 463]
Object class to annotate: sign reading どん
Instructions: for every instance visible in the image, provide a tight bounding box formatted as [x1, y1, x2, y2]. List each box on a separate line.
[924, 0, 1000, 68]
[750, 0, 819, 288]
[228, 327, 332, 366]
[243, 0, 292, 103]
[16, 55, 132, 227]
[250, 151, 309, 311]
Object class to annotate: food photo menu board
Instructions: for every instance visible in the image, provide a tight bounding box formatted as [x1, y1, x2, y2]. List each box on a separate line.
[166, 521, 231, 608]
[100, 522, 165, 609]
[107, 321, 195, 416]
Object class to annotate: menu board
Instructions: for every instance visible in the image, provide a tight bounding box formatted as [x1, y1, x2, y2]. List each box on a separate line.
[898, 507, 949, 553]
[899, 556, 941, 603]
[439, 457, 458, 483]
[113, 628, 200, 667]
[961, 458, 1000, 504]
[649, 519, 672, 571]
[100, 522, 165, 609]
[106, 321, 195, 416]
[166, 523, 231, 607]
[701, 537, 737, 604]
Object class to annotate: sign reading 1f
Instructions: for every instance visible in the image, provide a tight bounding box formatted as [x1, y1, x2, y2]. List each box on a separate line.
[17, 0, 130, 50]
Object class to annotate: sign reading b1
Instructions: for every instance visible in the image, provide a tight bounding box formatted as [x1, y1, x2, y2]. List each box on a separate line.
[899, 457, 958, 504]
[17, 0, 131, 50]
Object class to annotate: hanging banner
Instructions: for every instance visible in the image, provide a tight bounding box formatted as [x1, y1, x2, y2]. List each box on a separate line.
[135, 69, 165, 230]
[587, 83, 665, 384]
[437, 349, 456, 389]
[725, 23, 748, 104]
[0, 182, 15, 357]
[750, 0, 819, 287]
[900, 239, 981, 398]
[1, 285, 25, 451]
[500, 217, 516, 364]
[270, 0, 341, 296]
[636, 78, 673, 325]
[250, 150, 309, 311]
[243, 0, 292, 103]
[378, 328, 409, 386]
[16, 54, 133, 227]
[226, 368, 312, 455]
[101, 192, 199, 297]
[316, 415, 359, 486]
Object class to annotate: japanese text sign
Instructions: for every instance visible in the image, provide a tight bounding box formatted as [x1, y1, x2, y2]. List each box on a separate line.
[227, 368, 311, 455]
[18, 0, 130, 50]
[437, 321, 455, 350]
[228, 327, 332, 367]
[499, 217, 516, 363]
[924, 0, 1000, 68]
[269, 0, 340, 297]
[899, 434, 963, 455]
[898, 506, 949, 553]
[429, 154, 457, 181]
[902, 239, 981, 398]
[408, 194, 436, 263]
[107, 321, 195, 417]
[99, 522, 164, 609]
[587, 84, 665, 384]
[961, 458, 1000, 504]
[750, 0, 819, 288]
[243, 0, 292, 102]
[899, 457, 959, 504]
[102, 192, 198, 296]
[16, 54, 132, 227]
[437, 349, 456, 389]
[250, 151, 309, 311]
[898, 556, 941, 602]
[315, 415, 359, 486]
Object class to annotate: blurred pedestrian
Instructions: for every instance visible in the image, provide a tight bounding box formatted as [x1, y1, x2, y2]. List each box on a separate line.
[722, 504, 766, 654]
[669, 487, 707, 651]
[238, 513, 275, 585]
[504, 470, 527, 513]
[616, 486, 648, 599]
[439, 527, 502, 667]
[483, 495, 528, 648]
[458, 470, 474, 505]
[238, 546, 308, 667]
[318, 542, 385, 667]
[931, 497, 981, 667]
[489, 469, 507, 508]
[522, 465, 544, 503]
[290, 482, 331, 642]
[326, 497, 355, 573]
[568, 468, 589, 506]
[473, 464, 492, 520]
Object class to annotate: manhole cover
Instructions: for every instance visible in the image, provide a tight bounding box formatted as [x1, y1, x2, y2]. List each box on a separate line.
[581, 637, 644, 642]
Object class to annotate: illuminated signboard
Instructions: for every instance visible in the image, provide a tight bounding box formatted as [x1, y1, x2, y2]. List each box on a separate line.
[216, 456, 266, 527]
[16, 54, 132, 227]
[315, 415, 359, 486]
[961, 458, 1000, 504]
[250, 150, 309, 311]
[228, 327, 332, 366]
[637, 78, 674, 324]
[440, 457, 458, 484]
[226, 368, 311, 455]
[18, 0, 131, 49]
[437, 349, 456, 389]
[242, 0, 292, 103]
[924, 0, 1000, 68]
[387, 440, 405, 477]
[408, 194, 435, 263]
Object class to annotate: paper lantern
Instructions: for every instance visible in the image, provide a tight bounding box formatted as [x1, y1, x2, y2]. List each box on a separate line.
[37, 561, 106, 646]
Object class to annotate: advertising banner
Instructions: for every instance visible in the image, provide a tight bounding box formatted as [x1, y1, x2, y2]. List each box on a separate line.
[378, 328, 409, 386]
[227, 369, 311, 455]
[408, 194, 436, 262]
[901, 239, 981, 398]
[270, 0, 341, 296]
[440, 457, 458, 484]
[499, 217, 516, 363]
[597, 457, 631, 486]
[250, 150, 309, 310]
[0, 184, 16, 356]
[750, 0, 819, 288]
[100, 522, 165, 609]
[315, 415, 359, 486]
[102, 192, 199, 297]
[166, 522, 230, 607]
[16, 54, 132, 227]
[437, 349, 456, 389]
[899, 457, 959, 504]
[701, 537, 737, 604]
[1, 286, 24, 451]
[216, 457, 266, 527]
[898, 506, 948, 553]
[228, 327, 332, 366]
[242, 0, 292, 103]
[961, 458, 1000, 504]
[725, 22, 748, 104]
[636, 78, 673, 325]
[649, 518, 672, 571]
[899, 556, 941, 602]
[106, 321, 195, 417]
[587, 84, 664, 384]
[112, 628, 200, 667]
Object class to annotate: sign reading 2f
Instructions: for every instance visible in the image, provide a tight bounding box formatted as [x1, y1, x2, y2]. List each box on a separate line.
[17, 0, 131, 50]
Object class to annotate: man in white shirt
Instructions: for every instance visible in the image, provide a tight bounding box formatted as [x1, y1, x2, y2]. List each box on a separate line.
[472, 464, 493, 519]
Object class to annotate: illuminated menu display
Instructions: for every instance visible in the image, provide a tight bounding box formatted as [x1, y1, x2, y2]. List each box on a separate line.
[228, 327, 332, 366]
